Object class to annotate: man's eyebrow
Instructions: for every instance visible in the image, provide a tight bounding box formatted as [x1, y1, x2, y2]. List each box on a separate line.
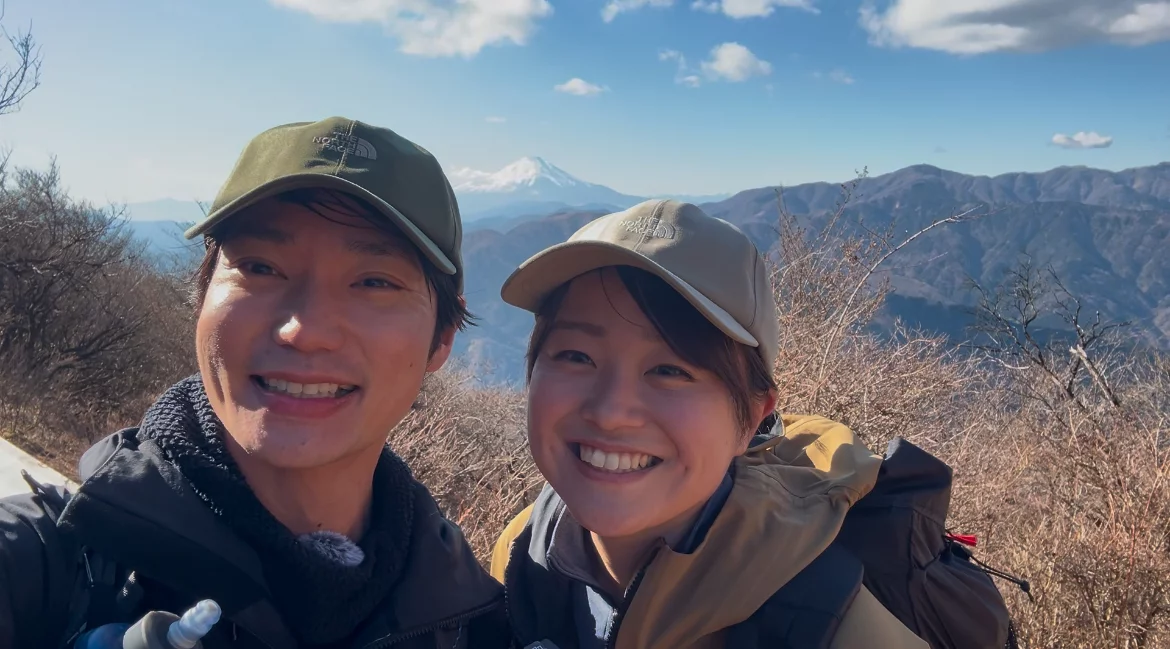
[550, 320, 607, 337]
[345, 237, 416, 258]
[229, 223, 293, 244]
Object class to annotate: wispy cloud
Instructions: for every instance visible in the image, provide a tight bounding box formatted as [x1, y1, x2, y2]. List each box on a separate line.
[814, 68, 855, 84]
[602, 0, 674, 22]
[700, 42, 772, 82]
[554, 78, 608, 96]
[268, 0, 553, 58]
[485, 116, 507, 123]
[860, 0, 1170, 55]
[699, 0, 818, 19]
[1052, 131, 1114, 149]
[659, 49, 702, 87]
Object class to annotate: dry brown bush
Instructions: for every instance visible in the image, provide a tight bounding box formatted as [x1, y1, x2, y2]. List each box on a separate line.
[388, 366, 542, 561]
[954, 263, 1170, 649]
[0, 162, 195, 477]
[767, 174, 985, 453]
[762, 176, 1169, 648]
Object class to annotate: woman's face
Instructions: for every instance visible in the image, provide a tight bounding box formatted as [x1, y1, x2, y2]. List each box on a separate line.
[527, 268, 755, 543]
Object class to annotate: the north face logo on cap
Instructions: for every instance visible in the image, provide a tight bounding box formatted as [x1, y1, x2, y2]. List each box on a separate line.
[622, 217, 676, 240]
[313, 131, 378, 160]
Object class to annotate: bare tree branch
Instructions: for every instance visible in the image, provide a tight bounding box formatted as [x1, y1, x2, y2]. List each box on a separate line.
[0, 4, 42, 115]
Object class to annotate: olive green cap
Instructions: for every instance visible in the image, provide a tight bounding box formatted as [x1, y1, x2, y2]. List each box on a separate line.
[186, 116, 464, 287]
[501, 199, 779, 368]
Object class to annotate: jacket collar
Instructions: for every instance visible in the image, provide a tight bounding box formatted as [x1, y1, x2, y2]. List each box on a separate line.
[59, 428, 503, 648]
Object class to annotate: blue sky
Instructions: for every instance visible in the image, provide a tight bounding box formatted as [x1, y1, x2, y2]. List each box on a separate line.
[1, 0, 1168, 205]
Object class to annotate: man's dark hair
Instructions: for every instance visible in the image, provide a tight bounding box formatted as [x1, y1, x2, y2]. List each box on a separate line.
[525, 265, 777, 438]
[193, 188, 473, 356]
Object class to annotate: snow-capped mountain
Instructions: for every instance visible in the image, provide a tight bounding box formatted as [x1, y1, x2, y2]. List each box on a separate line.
[450, 157, 644, 219]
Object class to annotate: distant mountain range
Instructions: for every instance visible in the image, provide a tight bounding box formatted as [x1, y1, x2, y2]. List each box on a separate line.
[118, 156, 730, 226]
[123, 161, 1170, 385]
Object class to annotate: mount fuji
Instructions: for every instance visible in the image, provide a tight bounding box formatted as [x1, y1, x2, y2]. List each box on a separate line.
[449, 157, 729, 220]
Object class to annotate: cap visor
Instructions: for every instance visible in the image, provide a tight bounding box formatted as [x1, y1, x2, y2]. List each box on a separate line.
[501, 240, 758, 348]
[184, 173, 456, 275]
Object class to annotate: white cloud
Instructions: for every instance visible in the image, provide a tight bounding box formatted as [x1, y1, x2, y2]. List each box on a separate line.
[268, 0, 553, 58]
[554, 78, 607, 96]
[700, 42, 772, 81]
[659, 49, 703, 87]
[485, 116, 507, 123]
[829, 68, 855, 84]
[691, 0, 720, 12]
[860, 0, 1170, 55]
[1052, 131, 1114, 149]
[717, 0, 817, 19]
[602, 0, 674, 22]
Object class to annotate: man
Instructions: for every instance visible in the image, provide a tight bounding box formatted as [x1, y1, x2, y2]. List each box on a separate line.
[0, 117, 509, 648]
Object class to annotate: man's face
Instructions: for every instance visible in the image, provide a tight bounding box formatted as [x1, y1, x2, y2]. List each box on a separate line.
[195, 197, 454, 470]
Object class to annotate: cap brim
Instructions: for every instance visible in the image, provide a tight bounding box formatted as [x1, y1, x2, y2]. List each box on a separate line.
[501, 240, 758, 348]
[184, 173, 456, 275]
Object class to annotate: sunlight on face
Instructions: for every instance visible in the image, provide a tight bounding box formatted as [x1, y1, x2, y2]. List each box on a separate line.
[527, 269, 749, 542]
[195, 198, 453, 471]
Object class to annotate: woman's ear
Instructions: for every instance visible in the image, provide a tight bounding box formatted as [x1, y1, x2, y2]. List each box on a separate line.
[738, 389, 779, 453]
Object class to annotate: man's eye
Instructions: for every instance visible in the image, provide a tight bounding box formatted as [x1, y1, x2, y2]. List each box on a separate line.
[357, 277, 401, 289]
[650, 364, 693, 380]
[553, 350, 594, 366]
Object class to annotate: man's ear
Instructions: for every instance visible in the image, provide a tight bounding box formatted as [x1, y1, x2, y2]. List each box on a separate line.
[426, 324, 457, 373]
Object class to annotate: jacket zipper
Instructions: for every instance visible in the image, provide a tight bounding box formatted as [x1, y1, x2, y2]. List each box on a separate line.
[361, 597, 504, 649]
[604, 547, 659, 649]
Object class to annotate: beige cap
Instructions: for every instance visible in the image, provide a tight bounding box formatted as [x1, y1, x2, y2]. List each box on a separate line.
[501, 199, 779, 368]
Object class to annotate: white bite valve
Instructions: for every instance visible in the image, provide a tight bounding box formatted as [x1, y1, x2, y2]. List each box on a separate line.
[121, 599, 223, 649]
[166, 600, 222, 649]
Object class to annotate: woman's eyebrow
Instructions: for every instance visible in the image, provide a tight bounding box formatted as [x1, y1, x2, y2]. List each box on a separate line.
[550, 320, 606, 337]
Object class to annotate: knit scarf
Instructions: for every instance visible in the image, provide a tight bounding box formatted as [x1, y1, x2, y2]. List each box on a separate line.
[137, 376, 416, 646]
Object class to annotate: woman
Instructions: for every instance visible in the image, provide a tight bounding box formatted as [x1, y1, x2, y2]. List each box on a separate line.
[490, 199, 927, 648]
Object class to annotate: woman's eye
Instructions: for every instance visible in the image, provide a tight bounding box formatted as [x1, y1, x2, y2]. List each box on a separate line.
[553, 350, 594, 366]
[242, 261, 277, 276]
[650, 364, 693, 380]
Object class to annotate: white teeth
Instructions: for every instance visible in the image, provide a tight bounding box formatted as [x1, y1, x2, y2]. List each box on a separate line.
[262, 378, 348, 399]
[577, 444, 657, 474]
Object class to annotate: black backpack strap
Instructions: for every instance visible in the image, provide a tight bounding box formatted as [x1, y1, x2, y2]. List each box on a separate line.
[725, 542, 863, 649]
[18, 471, 144, 649]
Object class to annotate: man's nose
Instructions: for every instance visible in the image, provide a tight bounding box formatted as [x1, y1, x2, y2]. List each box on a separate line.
[273, 279, 345, 352]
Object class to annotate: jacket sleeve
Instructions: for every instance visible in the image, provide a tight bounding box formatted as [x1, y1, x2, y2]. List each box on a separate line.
[490, 504, 533, 584]
[831, 586, 928, 649]
[0, 491, 74, 649]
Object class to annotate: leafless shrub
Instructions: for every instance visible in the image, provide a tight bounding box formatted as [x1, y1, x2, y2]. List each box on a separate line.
[960, 264, 1170, 649]
[0, 162, 195, 475]
[388, 367, 542, 562]
[768, 172, 984, 451]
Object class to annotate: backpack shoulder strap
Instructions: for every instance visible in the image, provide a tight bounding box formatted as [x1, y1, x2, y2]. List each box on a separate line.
[725, 542, 864, 649]
[18, 472, 142, 649]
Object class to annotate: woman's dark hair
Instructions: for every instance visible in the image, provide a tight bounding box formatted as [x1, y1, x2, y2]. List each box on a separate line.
[193, 188, 472, 356]
[525, 265, 777, 437]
